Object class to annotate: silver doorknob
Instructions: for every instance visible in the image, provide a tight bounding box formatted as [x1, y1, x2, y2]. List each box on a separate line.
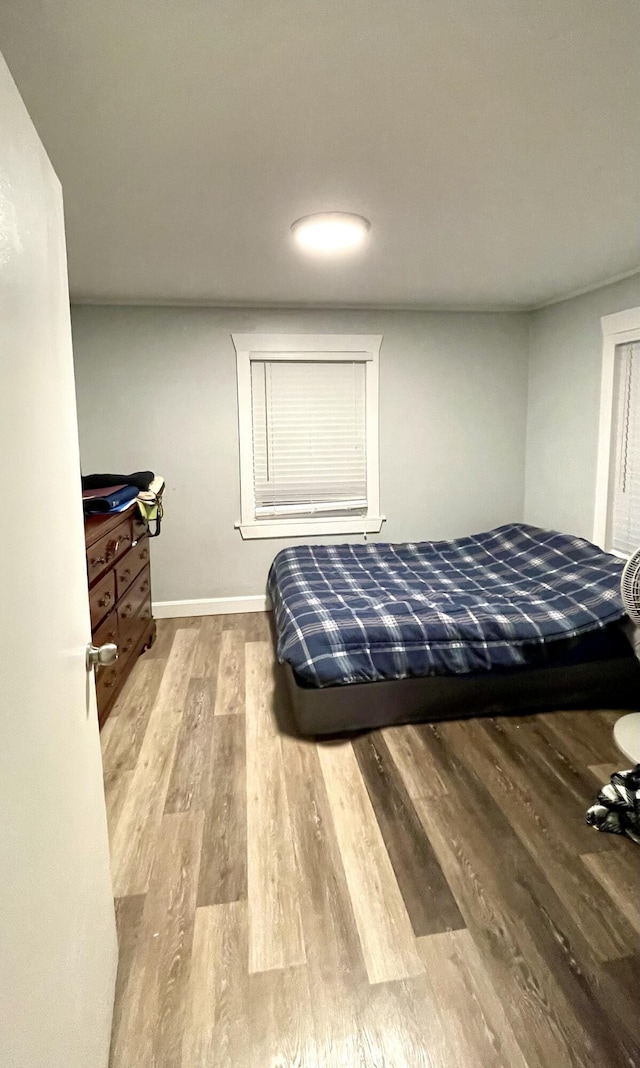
[85, 642, 118, 671]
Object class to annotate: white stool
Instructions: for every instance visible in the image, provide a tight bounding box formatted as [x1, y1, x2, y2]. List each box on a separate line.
[613, 711, 640, 764]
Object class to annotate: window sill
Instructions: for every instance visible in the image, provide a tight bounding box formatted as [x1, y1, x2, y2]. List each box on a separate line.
[236, 515, 386, 540]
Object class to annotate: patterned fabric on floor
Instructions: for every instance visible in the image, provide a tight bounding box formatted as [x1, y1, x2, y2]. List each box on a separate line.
[586, 765, 640, 844]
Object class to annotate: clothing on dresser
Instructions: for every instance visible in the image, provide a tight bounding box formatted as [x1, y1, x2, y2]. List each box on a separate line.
[81, 470, 155, 492]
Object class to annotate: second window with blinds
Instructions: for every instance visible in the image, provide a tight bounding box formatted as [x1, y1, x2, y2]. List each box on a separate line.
[594, 308, 640, 557]
[233, 334, 383, 539]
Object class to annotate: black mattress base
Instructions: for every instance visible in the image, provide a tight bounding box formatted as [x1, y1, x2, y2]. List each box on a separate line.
[285, 656, 640, 737]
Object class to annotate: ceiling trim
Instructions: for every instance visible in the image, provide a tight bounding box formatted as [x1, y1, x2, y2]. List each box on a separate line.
[70, 296, 527, 313]
[69, 267, 640, 315]
[527, 267, 640, 312]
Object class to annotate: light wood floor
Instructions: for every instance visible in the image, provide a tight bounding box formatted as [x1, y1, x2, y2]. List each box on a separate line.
[101, 613, 640, 1068]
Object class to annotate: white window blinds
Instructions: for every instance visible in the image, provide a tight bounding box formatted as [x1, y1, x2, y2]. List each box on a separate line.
[610, 340, 640, 555]
[250, 358, 368, 518]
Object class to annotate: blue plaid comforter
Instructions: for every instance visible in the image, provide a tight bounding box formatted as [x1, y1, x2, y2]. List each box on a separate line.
[267, 524, 625, 687]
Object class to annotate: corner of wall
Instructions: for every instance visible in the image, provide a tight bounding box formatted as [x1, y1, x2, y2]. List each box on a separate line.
[521, 308, 537, 525]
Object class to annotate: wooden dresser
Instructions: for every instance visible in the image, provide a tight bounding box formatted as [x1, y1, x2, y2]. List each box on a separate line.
[85, 505, 156, 727]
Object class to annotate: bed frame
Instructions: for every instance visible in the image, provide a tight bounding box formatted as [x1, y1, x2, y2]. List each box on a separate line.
[285, 653, 640, 736]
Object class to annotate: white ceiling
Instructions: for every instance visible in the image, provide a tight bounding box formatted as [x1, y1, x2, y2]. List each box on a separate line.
[1, 0, 638, 308]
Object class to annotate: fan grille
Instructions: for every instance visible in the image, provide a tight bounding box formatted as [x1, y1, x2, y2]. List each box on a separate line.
[621, 548, 640, 625]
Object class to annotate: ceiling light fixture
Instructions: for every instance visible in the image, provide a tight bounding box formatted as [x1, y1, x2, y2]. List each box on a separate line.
[291, 212, 371, 254]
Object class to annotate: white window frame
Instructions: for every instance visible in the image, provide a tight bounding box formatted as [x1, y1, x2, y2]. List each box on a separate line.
[593, 306, 640, 555]
[233, 333, 384, 540]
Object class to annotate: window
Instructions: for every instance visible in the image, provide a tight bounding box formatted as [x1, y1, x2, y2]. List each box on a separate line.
[594, 308, 640, 557]
[233, 333, 383, 539]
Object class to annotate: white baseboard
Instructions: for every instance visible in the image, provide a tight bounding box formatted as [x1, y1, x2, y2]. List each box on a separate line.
[152, 595, 270, 618]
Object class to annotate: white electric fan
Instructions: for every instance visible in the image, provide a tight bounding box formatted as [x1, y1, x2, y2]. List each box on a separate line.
[615, 548, 640, 763]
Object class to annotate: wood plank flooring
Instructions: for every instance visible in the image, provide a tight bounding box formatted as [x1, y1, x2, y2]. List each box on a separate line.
[102, 613, 640, 1068]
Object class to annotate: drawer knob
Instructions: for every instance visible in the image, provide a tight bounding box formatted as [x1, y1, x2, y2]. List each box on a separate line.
[86, 642, 118, 671]
[98, 592, 112, 608]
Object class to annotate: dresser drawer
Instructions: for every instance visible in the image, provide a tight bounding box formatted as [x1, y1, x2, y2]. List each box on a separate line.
[118, 596, 152, 660]
[87, 517, 133, 586]
[93, 608, 118, 651]
[93, 610, 120, 711]
[95, 600, 153, 722]
[132, 511, 148, 543]
[133, 592, 152, 628]
[117, 568, 151, 630]
[85, 508, 155, 729]
[90, 570, 116, 630]
[95, 661, 119, 710]
[115, 536, 150, 600]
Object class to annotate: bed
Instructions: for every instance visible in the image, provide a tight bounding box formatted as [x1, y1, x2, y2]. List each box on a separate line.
[267, 523, 640, 735]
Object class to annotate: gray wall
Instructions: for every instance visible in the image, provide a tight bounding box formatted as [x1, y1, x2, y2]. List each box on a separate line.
[72, 306, 529, 602]
[524, 274, 640, 540]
